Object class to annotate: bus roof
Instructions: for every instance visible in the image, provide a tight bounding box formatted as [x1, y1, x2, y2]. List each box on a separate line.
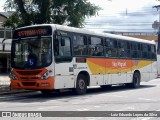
[16, 24, 156, 45]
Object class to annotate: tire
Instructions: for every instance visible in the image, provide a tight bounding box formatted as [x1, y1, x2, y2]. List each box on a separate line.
[40, 90, 53, 95]
[74, 74, 87, 95]
[126, 72, 140, 88]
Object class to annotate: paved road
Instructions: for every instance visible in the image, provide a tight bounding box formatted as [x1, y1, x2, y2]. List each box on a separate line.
[0, 78, 160, 120]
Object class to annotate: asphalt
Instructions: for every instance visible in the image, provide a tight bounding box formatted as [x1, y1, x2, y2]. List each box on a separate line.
[0, 74, 31, 95]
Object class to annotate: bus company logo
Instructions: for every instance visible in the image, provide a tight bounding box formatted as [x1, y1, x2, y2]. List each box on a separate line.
[112, 61, 127, 68]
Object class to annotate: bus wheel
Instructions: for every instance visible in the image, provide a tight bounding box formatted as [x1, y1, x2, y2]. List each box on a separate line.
[132, 72, 140, 88]
[74, 74, 87, 95]
[40, 90, 53, 95]
[126, 72, 140, 88]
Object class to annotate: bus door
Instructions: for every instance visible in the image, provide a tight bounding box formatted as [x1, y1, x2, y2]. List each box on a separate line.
[54, 35, 74, 89]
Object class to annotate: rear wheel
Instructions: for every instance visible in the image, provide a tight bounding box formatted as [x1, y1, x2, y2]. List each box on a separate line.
[74, 74, 87, 95]
[126, 72, 140, 88]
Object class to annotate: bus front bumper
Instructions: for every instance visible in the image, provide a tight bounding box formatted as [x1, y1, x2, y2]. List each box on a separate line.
[10, 76, 55, 90]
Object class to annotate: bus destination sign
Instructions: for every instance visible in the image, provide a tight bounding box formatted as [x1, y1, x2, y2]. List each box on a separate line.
[18, 29, 47, 37]
[13, 26, 52, 39]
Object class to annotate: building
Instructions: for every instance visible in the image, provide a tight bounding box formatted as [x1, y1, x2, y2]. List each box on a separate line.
[0, 12, 12, 74]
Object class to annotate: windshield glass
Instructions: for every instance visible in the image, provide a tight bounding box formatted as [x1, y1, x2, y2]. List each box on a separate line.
[11, 37, 52, 69]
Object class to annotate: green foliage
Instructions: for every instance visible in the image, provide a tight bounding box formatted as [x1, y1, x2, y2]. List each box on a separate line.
[3, 0, 100, 28]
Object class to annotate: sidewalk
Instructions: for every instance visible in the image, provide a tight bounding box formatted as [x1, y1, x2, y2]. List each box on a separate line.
[0, 74, 31, 95]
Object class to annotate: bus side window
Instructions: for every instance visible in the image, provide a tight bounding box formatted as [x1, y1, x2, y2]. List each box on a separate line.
[118, 41, 127, 58]
[126, 42, 131, 58]
[110, 39, 118, 58]
[73, 35, 88, 56]
[147, 45, 151, 59]
[142, 44, 148, 59]
[151, 45, 156, 60]
[89, 36, 104, 57]
[105, 38, 111, 57]
[131, 42, 138, 59]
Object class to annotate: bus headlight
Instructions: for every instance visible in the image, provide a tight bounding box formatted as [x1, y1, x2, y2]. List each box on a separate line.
[9, 72, 18, 80]
[41, 71, 50, 80]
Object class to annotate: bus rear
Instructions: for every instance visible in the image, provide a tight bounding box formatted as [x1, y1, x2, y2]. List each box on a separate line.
[10, 25, 55, 91]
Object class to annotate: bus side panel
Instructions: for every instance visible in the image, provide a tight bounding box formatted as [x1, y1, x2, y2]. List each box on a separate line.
[75, 58, 104, 86]
[87, 58, 105, 86]
[126, 60, 133, 83]
[54, 62, 75, 89]
[150, 61, 158, 79]
[132, 60, 153, 82]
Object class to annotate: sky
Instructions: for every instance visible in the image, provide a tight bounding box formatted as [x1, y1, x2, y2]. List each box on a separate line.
[0, 0, 160, 32]
[85, 0, 160, 32]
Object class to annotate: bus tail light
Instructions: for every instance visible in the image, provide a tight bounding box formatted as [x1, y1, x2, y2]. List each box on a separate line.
[9, 72, 18, 80]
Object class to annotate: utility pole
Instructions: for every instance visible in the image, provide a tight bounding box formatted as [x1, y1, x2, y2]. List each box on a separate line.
[153, 5, 160, 54]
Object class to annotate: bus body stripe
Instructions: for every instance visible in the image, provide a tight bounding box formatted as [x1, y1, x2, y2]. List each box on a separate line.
[87, 58, 154, 74]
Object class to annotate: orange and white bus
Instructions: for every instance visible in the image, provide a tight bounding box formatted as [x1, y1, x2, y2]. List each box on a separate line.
[10, 24, 157, 95]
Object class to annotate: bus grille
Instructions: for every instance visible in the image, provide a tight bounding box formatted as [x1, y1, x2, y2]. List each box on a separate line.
[16, 70, 42, 75]
[21, 82, 36, 86]
[20, 77, 39, 81]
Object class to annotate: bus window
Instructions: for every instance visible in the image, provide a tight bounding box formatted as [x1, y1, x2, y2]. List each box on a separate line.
[73, 35, 88, 56]
[151, 45, 157, 60]
[89, 36, 104, 56]
[105, 38, 118, 58]
[118, 41, 129, 58]
[54, 36, 72, 62]
[131, 42, 139, 59]
[110, 39, 118, 58]
[126, 42, 131, 58]
[12, 37, 52, 68]
[142, 44, 148, 59]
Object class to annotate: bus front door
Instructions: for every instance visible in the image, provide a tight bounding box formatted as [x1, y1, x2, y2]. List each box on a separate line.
[54, 36, 74, 89]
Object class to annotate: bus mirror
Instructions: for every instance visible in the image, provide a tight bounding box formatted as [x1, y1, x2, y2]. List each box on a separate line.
[61, 38, 65, 46]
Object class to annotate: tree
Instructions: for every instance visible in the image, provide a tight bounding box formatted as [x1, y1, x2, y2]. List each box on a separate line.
[3, 0, 100, 28]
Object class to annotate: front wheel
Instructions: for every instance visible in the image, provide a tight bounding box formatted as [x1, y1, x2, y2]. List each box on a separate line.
[74, 74, 87, 95]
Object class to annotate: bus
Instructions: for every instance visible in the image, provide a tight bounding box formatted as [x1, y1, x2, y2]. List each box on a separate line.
[10, 24, 157, 95]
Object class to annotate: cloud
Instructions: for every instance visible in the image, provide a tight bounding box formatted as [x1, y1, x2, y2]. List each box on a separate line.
[85, 0, 159, 32]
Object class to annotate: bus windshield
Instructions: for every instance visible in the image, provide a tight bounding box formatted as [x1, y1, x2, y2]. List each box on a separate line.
[11, 37, 52, 69]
